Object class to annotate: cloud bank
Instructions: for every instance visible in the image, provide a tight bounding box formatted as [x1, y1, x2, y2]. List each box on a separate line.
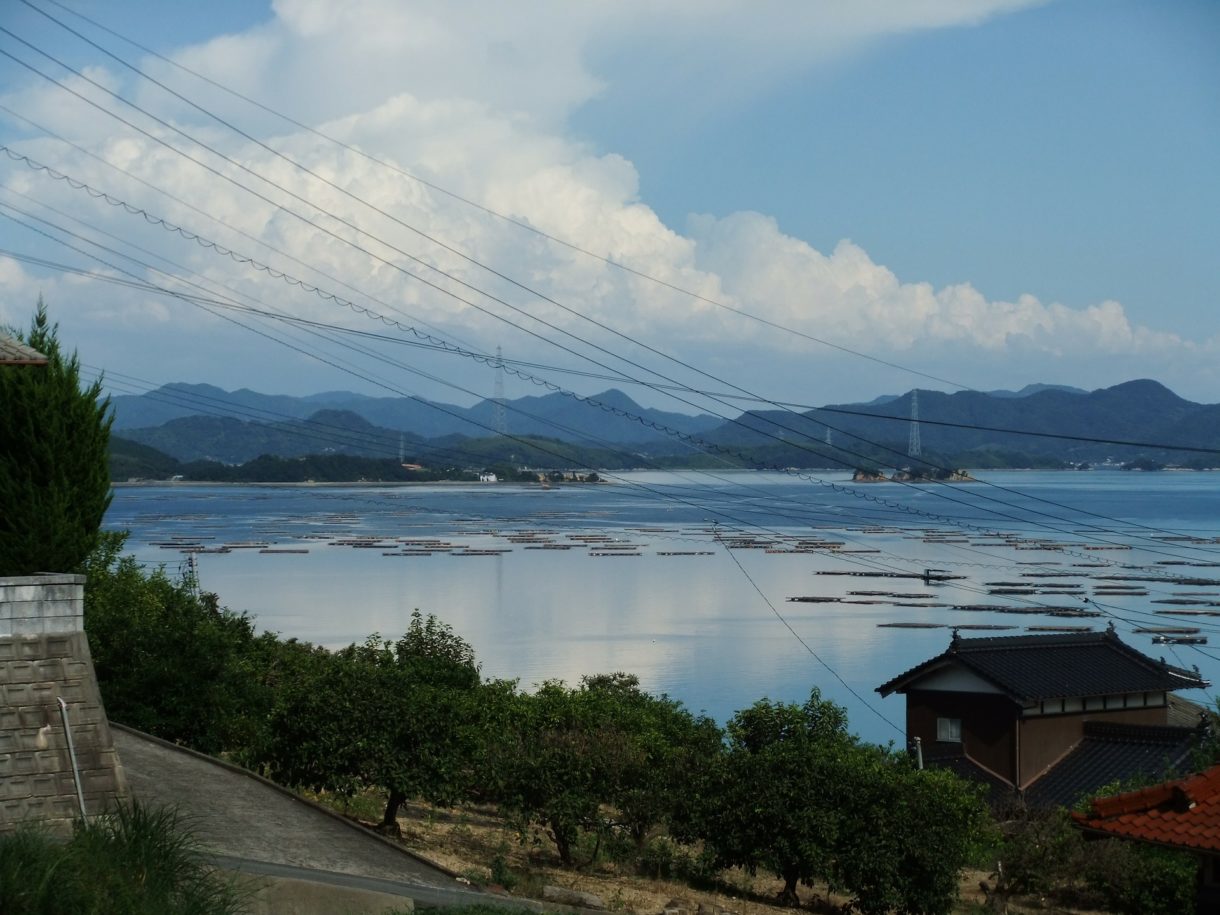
[2, 0, 1215, 403]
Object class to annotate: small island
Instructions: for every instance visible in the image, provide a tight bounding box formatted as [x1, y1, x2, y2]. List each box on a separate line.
[853, 466, 975, 483]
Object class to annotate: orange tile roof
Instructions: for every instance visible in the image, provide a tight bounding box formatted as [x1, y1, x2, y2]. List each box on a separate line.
[1073, 765, 1220, 853]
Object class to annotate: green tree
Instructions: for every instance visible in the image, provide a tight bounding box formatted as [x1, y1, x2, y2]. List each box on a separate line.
[259, 611, 484, 832]
[491, 679, 629, 865]
[0, 298, 113, 574]
[579, 673, 723, 848]
[831, 755, 989, 915]
[698, 689, 856, 906]
[84, 532, 272, 754]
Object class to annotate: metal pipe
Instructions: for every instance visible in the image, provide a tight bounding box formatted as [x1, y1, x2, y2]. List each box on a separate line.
[57, 697, 87, 819]
[914, 735, 924, 770]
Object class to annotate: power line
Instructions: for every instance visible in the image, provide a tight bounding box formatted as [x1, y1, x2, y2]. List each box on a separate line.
[22, 0, 972, 393]
[3, 42, 1212, 553]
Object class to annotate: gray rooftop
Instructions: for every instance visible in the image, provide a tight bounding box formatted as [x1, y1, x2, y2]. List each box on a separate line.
[0, 333, 48, 365]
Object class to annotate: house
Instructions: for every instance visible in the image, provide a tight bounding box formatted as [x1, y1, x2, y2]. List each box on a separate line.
[876, 627, 1210, 805]
[0, 333, 49, 366]
[1074, 764, 1220, 914]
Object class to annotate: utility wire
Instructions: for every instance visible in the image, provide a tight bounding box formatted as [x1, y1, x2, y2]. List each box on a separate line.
[2, 41, 1212, 553]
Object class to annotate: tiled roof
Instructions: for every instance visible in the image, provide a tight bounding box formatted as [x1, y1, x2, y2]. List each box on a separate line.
[923, 750, 1017, 807]
[1074, 764, 1220, 853]
[1025, 721, 1205, 809]
[876, 629, 1208, 701]
[0, 334, 48, 365]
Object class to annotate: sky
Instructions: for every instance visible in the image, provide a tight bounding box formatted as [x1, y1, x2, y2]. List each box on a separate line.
[0, 0, 1217, 414]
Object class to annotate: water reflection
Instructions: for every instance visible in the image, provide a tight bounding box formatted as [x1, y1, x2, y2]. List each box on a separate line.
[106, 471, 1220, 745]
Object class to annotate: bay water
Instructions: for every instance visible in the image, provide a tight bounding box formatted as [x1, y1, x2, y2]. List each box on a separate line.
[104, 470, 1220, 745]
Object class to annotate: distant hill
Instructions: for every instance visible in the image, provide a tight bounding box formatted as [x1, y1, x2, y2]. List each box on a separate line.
[112, 385, 721, 446]
[119, 409, 420, 464]
[704, 379, 1218, 466]
[108, 379, 1220, 474]
[984, 383, 1088, 399]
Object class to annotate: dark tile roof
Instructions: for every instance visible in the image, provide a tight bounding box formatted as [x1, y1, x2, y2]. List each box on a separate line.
[922, 749, 1017, 808]
[1025, 721, 1205, 809]
[0, 334, 47, 365]
[876, 628, 1208, 701]
[1074, 764, 1220, 853]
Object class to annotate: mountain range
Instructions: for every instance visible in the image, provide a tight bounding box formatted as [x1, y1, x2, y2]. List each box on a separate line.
[109, 379, 1220, 471]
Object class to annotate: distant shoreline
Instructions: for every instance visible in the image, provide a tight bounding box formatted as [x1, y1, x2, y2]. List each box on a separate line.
[112, 467, 1217, 489]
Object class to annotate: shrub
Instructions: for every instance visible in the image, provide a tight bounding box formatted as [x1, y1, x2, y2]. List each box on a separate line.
[0, 802, 246, 915]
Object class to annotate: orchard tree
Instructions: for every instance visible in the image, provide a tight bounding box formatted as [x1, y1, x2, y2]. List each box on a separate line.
[580, 673, 723, 847]
[699, 689, 856, 906]
[0, 298, 113, 575]
[492, 679, 631, 865]
[830, 753, 989, 915]
[260, 610, 484, 833]
[84, 532, 272, 754]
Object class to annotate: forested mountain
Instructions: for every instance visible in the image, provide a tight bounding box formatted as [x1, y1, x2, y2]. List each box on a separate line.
[110, 379, 1220, 477]
[705, 380, 1219, 466]
[111, 384, 722, 446]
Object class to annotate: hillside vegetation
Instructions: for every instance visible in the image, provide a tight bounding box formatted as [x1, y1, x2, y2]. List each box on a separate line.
[110, 379, 1220, 480]
[81, 536, 1203, 914]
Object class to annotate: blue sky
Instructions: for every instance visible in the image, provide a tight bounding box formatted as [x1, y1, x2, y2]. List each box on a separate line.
[0, 0, 1217, 408]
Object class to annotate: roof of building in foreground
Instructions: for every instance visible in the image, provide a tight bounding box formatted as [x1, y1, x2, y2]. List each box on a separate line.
[1074, 763, 1220, 853]
[876, 627, 1209, 701]
[0, 334, 48, 365]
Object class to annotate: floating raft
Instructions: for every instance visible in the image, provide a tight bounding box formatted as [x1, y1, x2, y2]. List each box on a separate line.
[815, 570, 966, 582]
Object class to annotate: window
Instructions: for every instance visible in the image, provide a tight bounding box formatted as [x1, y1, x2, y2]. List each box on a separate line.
[936, 717, 962, 742]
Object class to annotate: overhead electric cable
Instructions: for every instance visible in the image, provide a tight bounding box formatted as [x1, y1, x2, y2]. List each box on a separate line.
[24, 0, 970, 391]
[3, 39, 1208, 553]
[1, 46, 1205, 559]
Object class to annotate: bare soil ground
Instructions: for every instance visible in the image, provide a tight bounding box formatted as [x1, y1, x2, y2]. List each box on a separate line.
[309, 790, 1106, 915]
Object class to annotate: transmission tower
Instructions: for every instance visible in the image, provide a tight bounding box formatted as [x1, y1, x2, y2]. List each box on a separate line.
[907, 389, 922, 458]
[493, 346, 507, 437]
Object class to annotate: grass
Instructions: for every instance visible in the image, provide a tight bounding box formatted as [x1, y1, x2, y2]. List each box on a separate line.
[0, 802, 248, 915]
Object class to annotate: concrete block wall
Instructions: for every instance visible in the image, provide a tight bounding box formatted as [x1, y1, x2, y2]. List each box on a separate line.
[0, 574, 128, 833]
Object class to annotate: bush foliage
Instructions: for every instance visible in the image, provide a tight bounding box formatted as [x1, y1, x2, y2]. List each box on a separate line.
[0, 802, 246, 915]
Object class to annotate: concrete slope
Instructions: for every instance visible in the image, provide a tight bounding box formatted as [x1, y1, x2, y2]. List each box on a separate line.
[111, 725, 463, 890]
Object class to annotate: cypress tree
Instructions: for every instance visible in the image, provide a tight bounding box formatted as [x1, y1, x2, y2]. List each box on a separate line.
[0, 298, 113, 575]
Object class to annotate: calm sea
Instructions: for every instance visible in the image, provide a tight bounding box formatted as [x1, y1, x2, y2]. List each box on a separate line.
[104, 470, 1220, 745]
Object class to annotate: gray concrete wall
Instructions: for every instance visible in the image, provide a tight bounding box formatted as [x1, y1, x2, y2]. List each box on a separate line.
[0, 574, 127, 833]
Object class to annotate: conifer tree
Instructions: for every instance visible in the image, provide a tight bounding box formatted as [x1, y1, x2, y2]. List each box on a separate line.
[0, 298, 113, 575]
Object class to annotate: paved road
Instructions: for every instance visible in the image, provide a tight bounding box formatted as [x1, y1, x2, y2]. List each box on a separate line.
[112, 726, 464, 891]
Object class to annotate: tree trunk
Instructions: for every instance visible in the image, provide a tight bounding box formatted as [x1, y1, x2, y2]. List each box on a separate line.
[380, 788, 406, 836]
[550, 818, 574, 865]
[778, 868, 800, 907]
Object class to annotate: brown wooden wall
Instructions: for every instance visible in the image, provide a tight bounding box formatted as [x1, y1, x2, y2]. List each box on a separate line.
[1018, 706, 1167, 786]
[906, 690, 1019, 783]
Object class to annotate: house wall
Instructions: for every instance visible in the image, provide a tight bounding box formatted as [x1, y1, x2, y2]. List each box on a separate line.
[0, 575, 127, 833]
[1018, 706, 1168, 786]
[906, 690, 1018, 783]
